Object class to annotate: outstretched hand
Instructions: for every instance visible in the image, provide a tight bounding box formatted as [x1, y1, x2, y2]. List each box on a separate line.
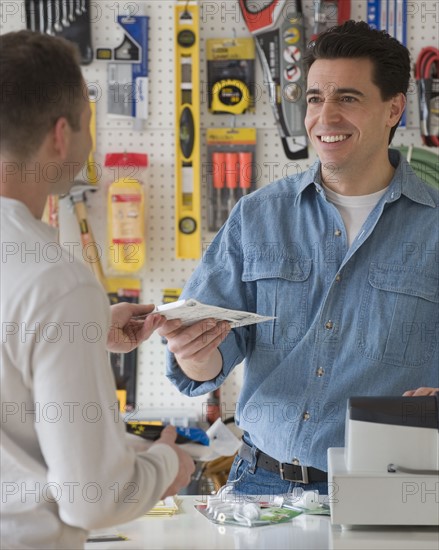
[403, 387, 439, 397]
[106, 303, 165, 353]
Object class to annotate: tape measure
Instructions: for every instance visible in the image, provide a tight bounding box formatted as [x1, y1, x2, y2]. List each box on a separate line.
[211, 79, 251, 114]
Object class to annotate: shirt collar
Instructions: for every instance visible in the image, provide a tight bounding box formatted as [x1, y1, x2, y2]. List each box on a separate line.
[294, 160, 322, 204]
[385, 149, 436, 207]
[295, 149, 436, 208]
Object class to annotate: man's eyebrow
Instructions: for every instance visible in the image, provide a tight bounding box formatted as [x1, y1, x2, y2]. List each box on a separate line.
[305, 87, 365, 97]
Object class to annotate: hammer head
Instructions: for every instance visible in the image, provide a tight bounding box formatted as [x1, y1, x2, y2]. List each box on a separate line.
[61, 181, 98, 204]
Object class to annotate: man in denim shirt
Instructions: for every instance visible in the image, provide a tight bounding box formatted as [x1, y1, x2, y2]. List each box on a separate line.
[160, 21, 439, 495]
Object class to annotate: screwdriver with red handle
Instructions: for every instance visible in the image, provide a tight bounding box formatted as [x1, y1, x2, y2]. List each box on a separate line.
[238, 152, 253, 196]
[225, 152, 239, 213]
[212, 152, 226, 228]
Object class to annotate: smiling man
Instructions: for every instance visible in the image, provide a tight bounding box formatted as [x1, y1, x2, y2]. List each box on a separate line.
[159, 21, 439, 495]
[305, 57, 404, 196]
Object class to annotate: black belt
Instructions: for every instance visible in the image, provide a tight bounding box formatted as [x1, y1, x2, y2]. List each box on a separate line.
[239, 442, 327, 484]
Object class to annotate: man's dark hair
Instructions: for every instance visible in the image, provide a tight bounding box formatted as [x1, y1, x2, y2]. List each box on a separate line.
[0, 30, 84, 161]
[303, 20, 411, 143]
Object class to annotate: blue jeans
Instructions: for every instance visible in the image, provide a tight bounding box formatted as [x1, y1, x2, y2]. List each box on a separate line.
[227, 448, 328, 497]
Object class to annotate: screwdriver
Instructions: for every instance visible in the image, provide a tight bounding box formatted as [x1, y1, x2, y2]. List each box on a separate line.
[225, 152, 239, 213]
[238, 152, 253, 196]
[212, 152, 225, 229]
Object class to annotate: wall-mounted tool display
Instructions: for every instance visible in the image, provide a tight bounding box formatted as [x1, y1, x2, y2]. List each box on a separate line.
[311, 0, 351, 39]
[414, 48, 439, 147]
[24, 0, 93, 64]
[97, 15, 149, 129]
[207, 37, 255, 114]
[206, 128, 257, 232]
[238, 0, 308, 160]
[105, 153, 147, 274]
[174, 0, 201, 259]
[367, 0, 406, 126]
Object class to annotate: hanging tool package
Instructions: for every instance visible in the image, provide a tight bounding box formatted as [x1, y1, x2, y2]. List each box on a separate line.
[311, 0, 351, 39]
[97, 14, 149, 128]
[415, 47, 439, 148]
[24, 0, 93, 64]
[238, 0, 308, 160]
[207, 37, 255, 115]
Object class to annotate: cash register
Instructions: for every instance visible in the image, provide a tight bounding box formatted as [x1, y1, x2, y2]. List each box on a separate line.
[328, 394, 439, 526]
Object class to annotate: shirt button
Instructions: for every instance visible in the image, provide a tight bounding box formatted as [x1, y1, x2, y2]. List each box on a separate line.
[303, 411, 310, 421]
[334, 229, 342, 237]
[325, 320, 334, 330]
[316, 367, 325, 377]
[335, 274, 341, 282]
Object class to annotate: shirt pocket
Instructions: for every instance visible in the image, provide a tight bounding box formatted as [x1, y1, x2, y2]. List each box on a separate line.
[242, 258, 312, 350]
[357, 263, 439, 367]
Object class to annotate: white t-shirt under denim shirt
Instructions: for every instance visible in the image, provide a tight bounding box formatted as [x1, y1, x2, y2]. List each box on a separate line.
[323, 184, 388, 247]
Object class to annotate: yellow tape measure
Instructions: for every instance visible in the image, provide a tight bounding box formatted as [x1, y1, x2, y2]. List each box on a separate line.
[211, 79, 251, 114]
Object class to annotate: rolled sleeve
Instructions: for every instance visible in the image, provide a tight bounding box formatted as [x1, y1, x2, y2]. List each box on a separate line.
[165, 334, 244, 396]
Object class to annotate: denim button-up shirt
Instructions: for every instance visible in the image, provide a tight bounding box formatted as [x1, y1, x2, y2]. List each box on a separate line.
[167, 150, 439, 471]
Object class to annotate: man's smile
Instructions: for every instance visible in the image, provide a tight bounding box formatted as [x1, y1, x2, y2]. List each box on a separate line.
[318, 134, 350, 143]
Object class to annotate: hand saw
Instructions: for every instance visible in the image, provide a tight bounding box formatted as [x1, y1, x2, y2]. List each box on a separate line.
[239, 0, 308, 160]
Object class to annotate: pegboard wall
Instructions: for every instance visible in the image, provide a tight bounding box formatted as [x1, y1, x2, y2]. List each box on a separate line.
[1, 1, 437, 421]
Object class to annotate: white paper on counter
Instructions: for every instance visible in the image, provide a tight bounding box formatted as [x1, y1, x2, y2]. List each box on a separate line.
[181, 419, 242, 462]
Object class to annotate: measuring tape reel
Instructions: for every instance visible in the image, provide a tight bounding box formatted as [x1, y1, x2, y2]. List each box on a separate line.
[211, 79, 251, 114]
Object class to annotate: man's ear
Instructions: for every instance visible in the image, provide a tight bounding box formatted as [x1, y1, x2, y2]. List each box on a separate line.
[52, 117, 71, 160]
[387, 93, 406, 127]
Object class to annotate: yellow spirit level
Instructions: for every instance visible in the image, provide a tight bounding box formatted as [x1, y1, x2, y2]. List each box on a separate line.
[174, 0, 201, 259]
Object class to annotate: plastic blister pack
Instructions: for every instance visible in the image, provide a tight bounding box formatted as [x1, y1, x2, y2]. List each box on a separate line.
[196, 485, 303, 527]
[206, 128, 257, 232]
[196, 483, 330, 527]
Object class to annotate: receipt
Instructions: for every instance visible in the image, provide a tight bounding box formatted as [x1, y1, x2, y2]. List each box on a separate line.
[154, 299, 275, 328]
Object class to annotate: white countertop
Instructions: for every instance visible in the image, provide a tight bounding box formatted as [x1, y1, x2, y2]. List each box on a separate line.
[85, 496, 439, 550]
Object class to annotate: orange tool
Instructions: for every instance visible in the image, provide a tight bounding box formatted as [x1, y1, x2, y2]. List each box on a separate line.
[225, 152, 239, 212]
[212, 152, 226, 228]
[238, 152, 253, 196]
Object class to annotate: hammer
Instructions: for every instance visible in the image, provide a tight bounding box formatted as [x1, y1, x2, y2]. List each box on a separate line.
[63, 182, 107, 290]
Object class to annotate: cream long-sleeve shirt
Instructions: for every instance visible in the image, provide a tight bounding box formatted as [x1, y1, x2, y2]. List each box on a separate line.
[0, 198, 178, 549]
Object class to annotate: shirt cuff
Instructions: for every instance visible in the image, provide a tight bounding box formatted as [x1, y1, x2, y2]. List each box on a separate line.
[147, 443, 179, 481]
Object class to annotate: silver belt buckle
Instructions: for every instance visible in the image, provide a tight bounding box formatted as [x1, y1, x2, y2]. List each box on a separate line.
[299, 466, 309, 484]
[279, 462, 309, 484]
[279, 462, 286, 480]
